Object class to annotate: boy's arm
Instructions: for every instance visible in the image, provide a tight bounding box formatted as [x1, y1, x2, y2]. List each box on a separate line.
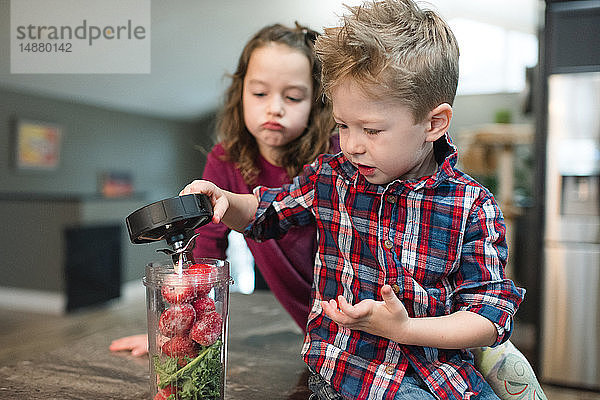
[322, 284, 497, 349]
[451, 194, 525, 346]
[180, 179, 258, 232]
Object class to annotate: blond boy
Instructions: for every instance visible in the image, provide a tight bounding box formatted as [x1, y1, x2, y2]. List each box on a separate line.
[181, 0, 524, 398]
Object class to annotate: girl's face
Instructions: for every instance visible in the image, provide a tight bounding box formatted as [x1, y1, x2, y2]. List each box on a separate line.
[242, 42, 313, 165]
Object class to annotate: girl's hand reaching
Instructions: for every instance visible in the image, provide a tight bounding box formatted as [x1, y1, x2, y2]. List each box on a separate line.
[109, 334, 148, 357]
[180, 180, 230, 224]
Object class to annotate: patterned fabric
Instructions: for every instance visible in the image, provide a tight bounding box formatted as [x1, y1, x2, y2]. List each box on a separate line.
[473, 341, 548, 400]
[246, 134, 525, 400]
[194, 136, 339, 332]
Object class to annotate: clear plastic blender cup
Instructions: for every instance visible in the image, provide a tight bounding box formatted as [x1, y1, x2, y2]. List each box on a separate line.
[143, 258, 229, 400]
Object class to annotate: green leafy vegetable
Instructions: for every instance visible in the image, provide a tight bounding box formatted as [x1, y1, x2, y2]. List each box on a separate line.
[153, 340, 222, 400]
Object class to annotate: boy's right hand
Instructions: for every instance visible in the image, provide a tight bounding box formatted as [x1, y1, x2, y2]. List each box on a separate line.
[180, 180, 229, 224]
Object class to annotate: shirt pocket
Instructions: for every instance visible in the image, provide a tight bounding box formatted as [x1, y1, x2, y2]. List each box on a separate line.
[399, 223, 463, 287]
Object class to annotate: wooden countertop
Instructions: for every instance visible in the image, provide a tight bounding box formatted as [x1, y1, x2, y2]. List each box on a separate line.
[0, 291, 310, 399]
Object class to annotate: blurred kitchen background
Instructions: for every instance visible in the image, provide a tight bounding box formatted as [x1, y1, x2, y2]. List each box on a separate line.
[1, 0, 599, 396]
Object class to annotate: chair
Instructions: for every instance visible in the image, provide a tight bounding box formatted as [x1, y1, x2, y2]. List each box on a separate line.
[472, 340, 548, 400]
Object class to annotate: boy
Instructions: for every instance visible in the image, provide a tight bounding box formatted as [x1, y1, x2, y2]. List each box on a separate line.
[181, 0, 525, 398]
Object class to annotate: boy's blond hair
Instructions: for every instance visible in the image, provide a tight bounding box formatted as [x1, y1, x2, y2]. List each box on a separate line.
[315, 0, 459, 123]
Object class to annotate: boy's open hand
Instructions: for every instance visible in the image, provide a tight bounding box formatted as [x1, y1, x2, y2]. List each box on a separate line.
[180, 180, 229, 224]
[321, 284, 410, 341]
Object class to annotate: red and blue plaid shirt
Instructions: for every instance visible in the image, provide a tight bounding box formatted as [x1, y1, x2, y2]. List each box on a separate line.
[246, 134, 525, 399]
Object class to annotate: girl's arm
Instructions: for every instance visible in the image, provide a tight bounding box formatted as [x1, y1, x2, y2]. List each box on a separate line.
[180, 180, 258, 233]
[321, 284, 497, 349]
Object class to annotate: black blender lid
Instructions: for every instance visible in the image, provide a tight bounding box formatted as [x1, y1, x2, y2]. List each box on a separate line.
[126, 194, 212, 245]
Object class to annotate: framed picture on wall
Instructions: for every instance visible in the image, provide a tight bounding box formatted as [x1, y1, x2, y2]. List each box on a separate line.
[14, 119, 62, 171]
[98, 170, 134, 198]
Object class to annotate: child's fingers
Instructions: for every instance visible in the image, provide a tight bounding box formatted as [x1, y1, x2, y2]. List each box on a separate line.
[130, 346, 148, 357]
[336, 295, 356, 315]
[321, 299, 339, 313]
[321, 299, 348, 323]
[179, 180, 202, 195]
[179, 180, 227, 223]
[321, 299, 334, 317]
[211, 197, 230, 224]
[179, 179, 215, 196]
[109, 334, 148, 356]
[338, 296, 377, 320]
[381, 284, 404, 312]
[109, 336, 137, 350]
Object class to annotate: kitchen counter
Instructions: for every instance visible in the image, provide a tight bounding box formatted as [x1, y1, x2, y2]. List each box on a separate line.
[1, 292, 598, 400]
[0, 291, 311, 399]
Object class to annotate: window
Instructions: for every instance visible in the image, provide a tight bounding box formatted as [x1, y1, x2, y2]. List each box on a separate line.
[450, 18, 538, 95]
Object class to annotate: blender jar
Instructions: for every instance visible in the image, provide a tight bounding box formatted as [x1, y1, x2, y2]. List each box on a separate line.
[143, 258, 229, 400]
[124, 194, 228, 399]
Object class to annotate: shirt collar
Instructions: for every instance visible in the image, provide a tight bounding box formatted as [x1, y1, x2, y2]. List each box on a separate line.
[419, 132, 458, 189]
[337, 154, 382, 195]
[335, 133, 458, 193]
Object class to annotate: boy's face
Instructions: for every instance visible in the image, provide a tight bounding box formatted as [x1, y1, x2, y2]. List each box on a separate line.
[332, 79, 439, 185]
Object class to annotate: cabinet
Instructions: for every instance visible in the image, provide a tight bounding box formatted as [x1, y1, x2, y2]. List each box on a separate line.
[0, 194, 157, 313]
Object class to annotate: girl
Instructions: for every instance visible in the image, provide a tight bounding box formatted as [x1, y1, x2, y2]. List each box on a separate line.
[110, 22, 337, 356]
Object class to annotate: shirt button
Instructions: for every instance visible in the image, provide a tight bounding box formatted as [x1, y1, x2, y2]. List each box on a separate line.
[385, 365, 395, 375]
[391, 284, 401, 294]
[384, 239, 393, 249]
[386, 195, 397, 204]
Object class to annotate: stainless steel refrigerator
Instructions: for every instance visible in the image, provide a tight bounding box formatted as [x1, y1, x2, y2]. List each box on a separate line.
[540, 71, 600, 389]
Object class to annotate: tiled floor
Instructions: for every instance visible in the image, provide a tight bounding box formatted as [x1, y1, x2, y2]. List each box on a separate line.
[0, 292, 598, 400]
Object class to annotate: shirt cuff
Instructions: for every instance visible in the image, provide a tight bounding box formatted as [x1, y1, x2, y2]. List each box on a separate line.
[464, 303, 512, 346]
[243, 186, 278, 241]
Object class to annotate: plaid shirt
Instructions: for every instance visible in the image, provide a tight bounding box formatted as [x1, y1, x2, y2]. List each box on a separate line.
[246, 135, 525, 400]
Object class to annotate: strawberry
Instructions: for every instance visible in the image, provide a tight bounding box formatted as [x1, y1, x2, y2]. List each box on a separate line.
[195, 284, 212, 299]
[161, 336, 198, 367]
[186, 263, 213, 274]
[190, 310, 223, 346]
[185, 263, 218, 296]
[154, 384, 178, 400]
[161, 283, 196, 304]
[191, 296, 216, 318]
[159, 303, 196, 337]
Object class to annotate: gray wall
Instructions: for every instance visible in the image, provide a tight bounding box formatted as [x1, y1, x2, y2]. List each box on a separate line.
[0, 89, 527, 199]
[0, 88, 215, 199]
[0, 88, 216, 290]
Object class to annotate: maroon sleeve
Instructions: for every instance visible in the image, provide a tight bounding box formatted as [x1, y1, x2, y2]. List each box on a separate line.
[192, 144, 249, 260]
[192, 142, 320, 333]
